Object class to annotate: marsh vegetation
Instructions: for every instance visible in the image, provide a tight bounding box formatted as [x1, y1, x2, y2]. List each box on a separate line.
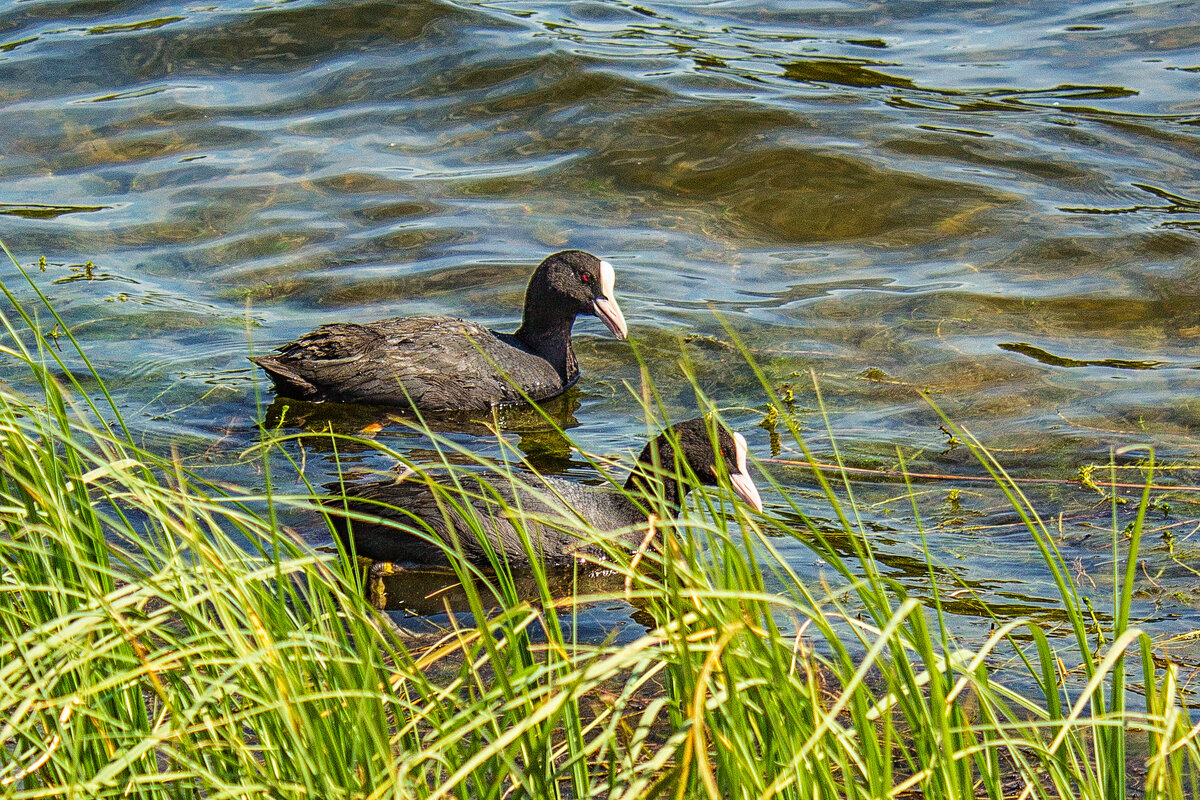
[3, 247, 1198, 798]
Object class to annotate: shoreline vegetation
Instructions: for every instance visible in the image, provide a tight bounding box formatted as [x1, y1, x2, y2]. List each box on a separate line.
[2, 240, 1198, 798]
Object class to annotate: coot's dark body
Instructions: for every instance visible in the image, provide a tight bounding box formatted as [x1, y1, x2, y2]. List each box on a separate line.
[253, 318, 571, 409]
[252, 250, 627, 411]
[329, 418, 763, 568]
[336, 473, 647, 568]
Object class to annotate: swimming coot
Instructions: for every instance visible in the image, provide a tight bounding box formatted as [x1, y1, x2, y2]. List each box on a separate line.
[252, 250, 627, 411]
[329, 418, 763, 568]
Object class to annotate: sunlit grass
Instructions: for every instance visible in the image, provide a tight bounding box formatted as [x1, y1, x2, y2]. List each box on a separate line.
[1, 237, 1198, 799]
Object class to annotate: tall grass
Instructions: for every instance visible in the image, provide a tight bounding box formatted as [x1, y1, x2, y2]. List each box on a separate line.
[1, 240, 1198, 799]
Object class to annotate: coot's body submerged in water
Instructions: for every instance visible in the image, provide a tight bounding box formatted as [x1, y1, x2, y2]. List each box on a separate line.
[252, 250, 627, 411]
[330, 418, 763, 568]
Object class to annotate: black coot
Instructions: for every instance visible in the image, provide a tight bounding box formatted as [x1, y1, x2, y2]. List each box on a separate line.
[252, 250, 627, 410]
[329, 418, 764, 568]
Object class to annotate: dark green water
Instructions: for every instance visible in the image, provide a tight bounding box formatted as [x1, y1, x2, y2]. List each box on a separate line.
[2, 0, 1200, 654]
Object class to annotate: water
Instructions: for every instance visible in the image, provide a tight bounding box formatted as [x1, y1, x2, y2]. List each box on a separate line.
[2, 0, 1200, 658]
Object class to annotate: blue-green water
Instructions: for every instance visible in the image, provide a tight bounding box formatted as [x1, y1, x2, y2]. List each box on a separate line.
[2, 0, 1200, 655]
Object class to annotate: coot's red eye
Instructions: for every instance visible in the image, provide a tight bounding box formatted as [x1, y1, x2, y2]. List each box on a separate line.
[581, 273, 593, 284]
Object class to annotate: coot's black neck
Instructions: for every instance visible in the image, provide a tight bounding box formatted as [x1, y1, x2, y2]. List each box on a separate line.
[622, 439, 685, 513]
[514, 278, 579, 385]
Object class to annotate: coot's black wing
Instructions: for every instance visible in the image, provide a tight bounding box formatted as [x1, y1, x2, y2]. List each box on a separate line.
[329, 473, 645, 568]
[329, 474, 566, 567]
[253, 316, 565, 410]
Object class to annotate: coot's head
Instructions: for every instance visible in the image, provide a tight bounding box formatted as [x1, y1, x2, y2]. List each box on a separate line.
[527, 250, 628, 339]
[631, 417, 764, 512]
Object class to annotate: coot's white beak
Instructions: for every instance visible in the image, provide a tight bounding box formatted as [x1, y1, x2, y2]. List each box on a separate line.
[728, 432, 763, 513]
[592, 259, 628, 340]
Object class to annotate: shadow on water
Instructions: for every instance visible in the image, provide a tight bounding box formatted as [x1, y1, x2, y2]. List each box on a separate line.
[364, 562, 626, 615]
[263, 390, 582, 471]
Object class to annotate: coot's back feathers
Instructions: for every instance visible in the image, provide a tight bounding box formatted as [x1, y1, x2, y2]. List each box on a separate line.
[253, 250, 627, 411]
[334, 472, 644, 568]
[253, 317, 566, 410]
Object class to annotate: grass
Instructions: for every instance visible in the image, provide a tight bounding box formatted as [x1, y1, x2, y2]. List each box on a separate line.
[2, 237, 1199, 799]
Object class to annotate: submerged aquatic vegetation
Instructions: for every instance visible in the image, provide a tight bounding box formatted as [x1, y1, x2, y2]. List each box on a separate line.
[1, 240, 1199, 799]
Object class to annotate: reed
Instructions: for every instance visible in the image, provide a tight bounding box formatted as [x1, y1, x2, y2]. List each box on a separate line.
[1, 238, 1196, 799]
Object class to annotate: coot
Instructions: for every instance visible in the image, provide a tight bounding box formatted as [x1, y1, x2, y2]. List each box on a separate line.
[252, 250, 627, 410]
[329, 418, 763, 568]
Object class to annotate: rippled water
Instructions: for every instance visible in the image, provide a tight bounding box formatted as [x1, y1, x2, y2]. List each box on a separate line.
[3, 0, 1200, 653]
